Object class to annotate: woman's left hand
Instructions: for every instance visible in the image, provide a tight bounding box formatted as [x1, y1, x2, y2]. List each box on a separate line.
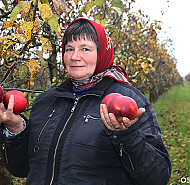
[100, 104, 145, 131]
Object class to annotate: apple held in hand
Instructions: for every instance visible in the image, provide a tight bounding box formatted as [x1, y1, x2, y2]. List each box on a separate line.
[102, 93, 138, 121]
[3, 90, 27, 114]
[101, 93, 122, 108]
[0, 86, 4, 103]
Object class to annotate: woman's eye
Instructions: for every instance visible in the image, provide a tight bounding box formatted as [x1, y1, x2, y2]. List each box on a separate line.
[66, 48, 73, 52]
[83, 48, 89, 51]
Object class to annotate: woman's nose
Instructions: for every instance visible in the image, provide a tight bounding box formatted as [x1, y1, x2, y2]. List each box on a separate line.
[71, 50, 81, 60]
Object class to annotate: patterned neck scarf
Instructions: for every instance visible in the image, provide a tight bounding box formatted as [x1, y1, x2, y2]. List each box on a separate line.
[62, 18, 130, 94]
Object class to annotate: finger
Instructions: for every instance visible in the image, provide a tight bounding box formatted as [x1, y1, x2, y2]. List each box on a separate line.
[100, 104, 128, 131]
[0, 103, 6, 112]
[136, 108, 145, 119]
[109, 113, 129, 131]
[122, 108, 146, 128]
[100, 104, 106, 122]
[7, 95, 14, 112]
[108, 113, 123, 129]
[122, 117, 132, 128]
[100, 104, 114, 130]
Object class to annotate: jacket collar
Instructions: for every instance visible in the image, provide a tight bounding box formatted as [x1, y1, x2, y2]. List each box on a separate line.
[54, 77, 115, 98]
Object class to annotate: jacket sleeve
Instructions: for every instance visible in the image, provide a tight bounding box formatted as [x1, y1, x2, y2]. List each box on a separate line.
[107, 86, 171, 185]
[0, 116, 29, 178]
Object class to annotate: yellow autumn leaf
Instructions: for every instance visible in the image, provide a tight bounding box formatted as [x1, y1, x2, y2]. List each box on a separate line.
[146, 58, 154, 63]
[55, 23, 61, 39]
[137, 58, 143, 64]
[151, 67, 155, 72]
[35, 50, 43, 60]
[19, 21, 33, 41]
[0, 37, 7, 46]
[139, 72, 145, 81]
[11, 50, 21, 58]
[37, 35, 53, 56]
[12, 33, 27, 44]
[101, 19, 107, 27]
[1, 21, 15, 31]
[20, 3, 30, 14]
[32, 19, 43, 33]
[26, 59, 41, 78]
[132, 79, 137, 83]
[41, 0, 50, 5]
[2, 40, 15, 54]
[27, 42, 32, 49]
[52, 77, 56, 82]
[38, 3, 53, 22]
[4, 50, 15, 60]
[35, 50, 48, 67]
[141, 62, 149, 74]
[132, 71, 139, 78]
[21, 10, 34, 22]
[53, 0, 65, 15]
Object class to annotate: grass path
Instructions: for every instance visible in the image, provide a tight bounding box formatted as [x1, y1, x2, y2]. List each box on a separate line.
[153, 81, 190, 184]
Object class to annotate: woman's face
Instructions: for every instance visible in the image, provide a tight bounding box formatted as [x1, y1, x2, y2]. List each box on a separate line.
[64, 37, 98, 81]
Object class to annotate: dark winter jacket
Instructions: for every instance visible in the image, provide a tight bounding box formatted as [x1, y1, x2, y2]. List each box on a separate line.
[0, 77, 171, 185]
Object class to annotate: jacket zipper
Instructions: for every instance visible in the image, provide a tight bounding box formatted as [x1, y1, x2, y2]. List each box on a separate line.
[37, 109, 56, 141]
[49, 93, 101, 185]
[49, 100, 78, 185]
[120, 143, 135, 170]
[84, 115, 100, 123]
[2, 144, 8, 164]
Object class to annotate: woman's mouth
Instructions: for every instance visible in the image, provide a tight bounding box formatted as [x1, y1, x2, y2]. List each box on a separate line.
[71, 66, 84, 69]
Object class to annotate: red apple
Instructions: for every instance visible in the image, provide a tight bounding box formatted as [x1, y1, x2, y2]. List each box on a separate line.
[0, 86, 4, 103]
[3, 90, 27, 114]
[101, 93, 122, 108]
[107, 95, 138, 121]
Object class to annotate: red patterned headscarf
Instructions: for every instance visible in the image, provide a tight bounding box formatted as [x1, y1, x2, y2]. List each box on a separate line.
[62, 18, 130, 87]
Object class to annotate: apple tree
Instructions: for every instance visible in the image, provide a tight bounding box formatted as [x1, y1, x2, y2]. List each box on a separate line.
[185, 73, 190, 82]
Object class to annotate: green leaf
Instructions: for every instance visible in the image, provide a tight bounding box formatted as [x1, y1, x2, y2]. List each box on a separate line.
[19, 64, 28, 79]
[35, 50, 48, 67]
[110, 7, 122, 16]
[94, 15, 102, 22]
[111, 0, 124, 11]
[10, 1, 28, 23]
[106, 24, 118, 33]
[85, 0, 105, 12]
[47, 15, 58, 32]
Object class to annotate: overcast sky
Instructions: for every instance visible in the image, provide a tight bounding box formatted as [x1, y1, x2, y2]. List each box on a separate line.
[131, 0, 190, 77]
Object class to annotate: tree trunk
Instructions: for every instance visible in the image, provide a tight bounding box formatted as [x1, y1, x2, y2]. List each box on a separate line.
[47, 43, 57, 85]
[149, 88, 158, 104]
[0, 153, 13, 185]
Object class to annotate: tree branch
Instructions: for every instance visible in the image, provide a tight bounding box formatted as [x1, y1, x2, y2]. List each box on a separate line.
[0, 11, 11, 20]
[2, 88, 43, 93]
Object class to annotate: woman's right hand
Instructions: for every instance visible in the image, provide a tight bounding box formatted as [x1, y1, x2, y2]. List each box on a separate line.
[0, 95, 24, 133]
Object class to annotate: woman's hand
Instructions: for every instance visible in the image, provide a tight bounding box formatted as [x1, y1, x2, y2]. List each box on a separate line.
[100, 104, 145, 131]
[0, 95, 24, 133]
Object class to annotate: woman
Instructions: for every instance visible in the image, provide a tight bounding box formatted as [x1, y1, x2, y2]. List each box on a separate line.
[0, 18, 171, 185]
